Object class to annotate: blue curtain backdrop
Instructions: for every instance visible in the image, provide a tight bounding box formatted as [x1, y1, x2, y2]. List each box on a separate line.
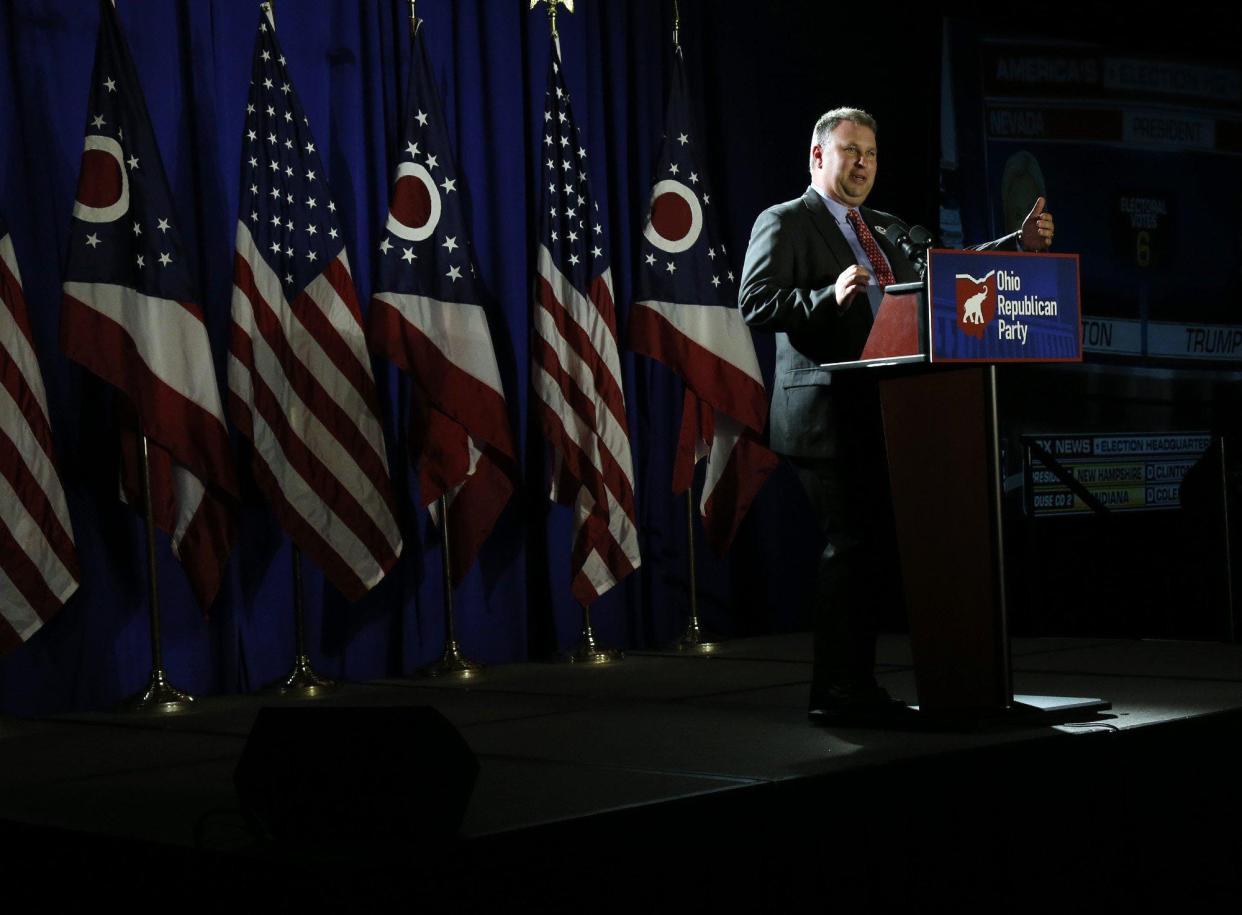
[1, 0, 952, 715]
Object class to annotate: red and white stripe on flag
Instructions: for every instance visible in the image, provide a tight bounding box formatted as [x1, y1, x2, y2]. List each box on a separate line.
[671, 385, 780, 556]
[533, 248, 641, 605]
[60, 278, 239, 610]
[369, 293, 514, 585]
[229, 223, 402, 601]
[629, 299, 778, 554]
[1, 232, 79, 652]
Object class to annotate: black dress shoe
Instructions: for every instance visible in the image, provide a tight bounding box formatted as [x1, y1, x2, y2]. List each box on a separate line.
[807, 685, 917, 727]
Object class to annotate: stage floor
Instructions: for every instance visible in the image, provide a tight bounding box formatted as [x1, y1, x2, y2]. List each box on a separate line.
[4, 632, 1242, 909]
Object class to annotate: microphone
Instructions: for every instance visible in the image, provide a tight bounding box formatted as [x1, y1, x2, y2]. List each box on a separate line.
[907, 225, 934, 248]
[880, 223, 934, 278]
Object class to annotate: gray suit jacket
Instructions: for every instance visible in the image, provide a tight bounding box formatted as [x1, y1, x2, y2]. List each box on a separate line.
[738, 186, 1016, 458]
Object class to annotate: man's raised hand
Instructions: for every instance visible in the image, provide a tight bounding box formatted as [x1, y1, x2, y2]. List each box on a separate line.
[1021, 196, 1055, 251]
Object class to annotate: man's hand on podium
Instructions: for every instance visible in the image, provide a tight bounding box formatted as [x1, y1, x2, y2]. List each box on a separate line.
[1020, 196, 1055, 251]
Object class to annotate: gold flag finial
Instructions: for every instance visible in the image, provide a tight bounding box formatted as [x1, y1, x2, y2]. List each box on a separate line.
[673, 0, 680, 49]
[408, 0, 420, 36]
[530, 0, 574, 40]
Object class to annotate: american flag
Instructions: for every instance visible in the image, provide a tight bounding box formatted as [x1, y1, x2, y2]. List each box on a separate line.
[628, 50, 777, 553]
[368, 21, 514, 586]
[228, 10, 401, 601]
[1, 217, 79, 652]
[60, 0, 236, 610]
[532, 43, 640, 606]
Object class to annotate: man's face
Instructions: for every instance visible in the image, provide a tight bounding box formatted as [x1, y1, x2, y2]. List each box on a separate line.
[813, 121, 877, 208]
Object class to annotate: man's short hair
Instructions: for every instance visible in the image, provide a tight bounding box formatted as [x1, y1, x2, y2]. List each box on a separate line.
[809, 107, 877, 174]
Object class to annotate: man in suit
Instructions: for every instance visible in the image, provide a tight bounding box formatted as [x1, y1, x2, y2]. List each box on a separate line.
[738, 107, 1054, 725]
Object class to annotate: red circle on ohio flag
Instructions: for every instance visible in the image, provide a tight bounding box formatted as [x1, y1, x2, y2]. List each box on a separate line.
[78, 149, 124, 208]
[386, 161, 441, 242]
[392, 175, 432, 229]
[643, 179, 702, 254]
[651, 192, 693, 241]
[72, 135, 130, 224]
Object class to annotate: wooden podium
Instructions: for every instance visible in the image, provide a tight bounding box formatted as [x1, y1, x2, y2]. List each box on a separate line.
[833, 252, 1106, 718]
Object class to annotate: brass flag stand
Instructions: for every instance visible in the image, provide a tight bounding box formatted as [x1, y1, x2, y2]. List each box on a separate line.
[121, 435, 195, 713]
[264, 544, 337, 696]
[667, 487, 722, 653]
[565, 604, 624, 664]
[421, 496, 485, 678]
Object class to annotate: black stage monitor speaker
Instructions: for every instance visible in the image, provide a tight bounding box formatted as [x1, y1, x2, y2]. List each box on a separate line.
[234, 706, 478, 844]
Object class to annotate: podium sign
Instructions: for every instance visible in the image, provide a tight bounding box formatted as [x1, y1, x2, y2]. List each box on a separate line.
[816, 250, 1081, 371]
[926, 249, 1082, 363]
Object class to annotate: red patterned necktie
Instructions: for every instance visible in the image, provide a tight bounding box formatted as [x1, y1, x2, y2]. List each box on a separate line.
[846, 209, 896, 289]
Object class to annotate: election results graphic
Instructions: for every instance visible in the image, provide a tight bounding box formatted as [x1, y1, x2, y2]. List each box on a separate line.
[927, 250, 1082, 362]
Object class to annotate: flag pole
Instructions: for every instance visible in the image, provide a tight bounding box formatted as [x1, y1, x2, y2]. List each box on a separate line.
[421, 496, 485, 677]
[667, 4, 723, 655]
[105, 0, 192, 714]
[1222, 436, 1236, 643]
[121, 434, 195, 712]
[253, 0, 336, 698]
[530, 0, 574, 42]
[404, 0, 483, 680]
[668, 485, 722, 653]
[534, 0, 622, 666]
[265, 543, 337, 695]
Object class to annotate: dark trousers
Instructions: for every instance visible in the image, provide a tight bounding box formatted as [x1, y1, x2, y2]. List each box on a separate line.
[791, 403, 903, 706]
